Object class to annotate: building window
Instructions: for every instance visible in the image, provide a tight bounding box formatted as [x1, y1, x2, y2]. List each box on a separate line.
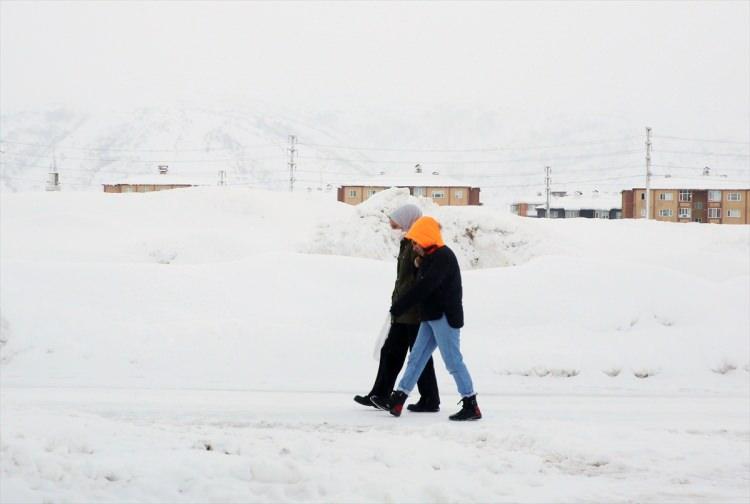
[640, 193, 645, 200]
[728, 192, 742, 201]
[367, 189, 377, 197]
[658, 209, 674, 217]
[455, 191, 463, 199]
[122, 186, 134, 193]
[349, 190, 357, 198]
[727, 209, 741, 218]
[679, 208, 691, 218]
[693, 218, 702, 223]
[694, 202, 704, 210]
[594, 210, 610, 219]
[432, 191, 446, 199]
[658, 192, 673, 201]
[708, 208, 721, 219]
[679, 190, 692, 202]
[550, 210, 560, 218]
[565, 210, 578, 218]
[708, 190, 721, 202]
[413, 187, 426, 197]
[640, 208, 646, 217]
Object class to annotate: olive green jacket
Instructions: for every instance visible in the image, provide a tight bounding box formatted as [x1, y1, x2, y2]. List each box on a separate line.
[391, 238, 421, 325]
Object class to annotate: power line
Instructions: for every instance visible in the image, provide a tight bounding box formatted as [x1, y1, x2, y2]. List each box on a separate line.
[298, 149, 643, 165]
[297, 136, 641, 152]
[648, 174, 750, 182]
[650, 166, 750, 176]
[294, 168, 369, 175]
[459, 163, 641, 178]
[0, 151, 286, 163]
[652, 149, 750, 158]
[651, 163, 750, 170]
[0, 139, 281, 153]
[480, 174, 642, 189]
[652, 135, 750, 145]
[0, 164, 644, 184]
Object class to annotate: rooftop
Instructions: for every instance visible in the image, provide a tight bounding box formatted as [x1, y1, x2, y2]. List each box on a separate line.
[104, 172, 215, 186]
[533, 192, 621, 211]
[339, 170, 474, 188]
[631, 175, 750, 191]
[514, 190, 621, 209]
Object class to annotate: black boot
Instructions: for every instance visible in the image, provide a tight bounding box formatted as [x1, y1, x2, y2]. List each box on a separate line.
[407, 398, 440, 413]
[449, 395, 482, 421]
[353, 394, 376, 408]
[371, 391, 408, 417]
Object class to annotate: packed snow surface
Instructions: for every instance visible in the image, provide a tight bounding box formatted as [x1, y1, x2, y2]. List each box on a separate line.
[1, 187, 748, 502]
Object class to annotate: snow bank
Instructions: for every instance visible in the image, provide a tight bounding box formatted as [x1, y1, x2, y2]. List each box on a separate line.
[1, 186, 748, 394]
[306, 188, 539, 269]
[0, 187, 350, 265]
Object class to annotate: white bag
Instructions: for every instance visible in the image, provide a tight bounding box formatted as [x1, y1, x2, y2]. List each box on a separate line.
[372, 313, 392, 361]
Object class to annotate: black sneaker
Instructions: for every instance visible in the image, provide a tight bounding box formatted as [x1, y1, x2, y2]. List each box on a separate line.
[369, 394, 388, 411]
[371, 391, 408, 417]
[449, 395, 482, 421]
[353, 394, 376, 408]
[407, 399, 440, 413]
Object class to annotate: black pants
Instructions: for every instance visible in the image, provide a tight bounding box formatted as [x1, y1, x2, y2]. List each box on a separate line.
[368, 322, 440, 406]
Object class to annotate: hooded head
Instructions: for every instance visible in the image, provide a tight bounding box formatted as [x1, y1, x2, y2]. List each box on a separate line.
[405, 216, 445, 249]
[388, 204, 422, 231]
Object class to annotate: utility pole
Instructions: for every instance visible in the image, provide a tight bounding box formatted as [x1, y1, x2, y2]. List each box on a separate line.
[288, 135, 297, 192]
[645, 127, 652, 220]
[46, 148, 60, 192]
[545, 166, 551, 218]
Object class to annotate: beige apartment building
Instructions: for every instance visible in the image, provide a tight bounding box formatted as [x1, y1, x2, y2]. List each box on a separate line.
[337, 169, 481, 206]
[103, 166, 210, 193]
[622, 177, 749, 224]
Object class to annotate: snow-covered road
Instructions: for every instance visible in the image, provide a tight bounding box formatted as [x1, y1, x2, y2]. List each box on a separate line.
[2, 387, 748, 503]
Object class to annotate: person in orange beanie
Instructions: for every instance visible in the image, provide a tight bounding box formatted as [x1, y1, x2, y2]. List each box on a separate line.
[353, 204, 441, 412]
[371, 216, 481, 421]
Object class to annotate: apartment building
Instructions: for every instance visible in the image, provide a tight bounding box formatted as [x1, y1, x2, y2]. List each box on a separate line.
[621, 176, 749, 224]
[103, 166, 209, 193]
[337, 168, 481, 206]
[511, 190, 621, 219]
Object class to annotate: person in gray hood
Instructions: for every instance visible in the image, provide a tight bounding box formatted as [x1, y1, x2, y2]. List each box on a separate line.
[354, 204, 441, 412]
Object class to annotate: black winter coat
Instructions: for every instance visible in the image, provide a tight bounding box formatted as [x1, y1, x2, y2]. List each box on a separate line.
[389, 245, 464, 328]
[391, 238, 421, 325]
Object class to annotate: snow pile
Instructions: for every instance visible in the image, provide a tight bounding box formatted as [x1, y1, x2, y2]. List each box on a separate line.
[0, 187, 350, 265]
[306, 188, 539, 268]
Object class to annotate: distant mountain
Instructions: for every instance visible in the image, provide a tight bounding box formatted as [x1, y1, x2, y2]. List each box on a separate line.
[2, 105, 747, 207]
[0, 105, 362, 193]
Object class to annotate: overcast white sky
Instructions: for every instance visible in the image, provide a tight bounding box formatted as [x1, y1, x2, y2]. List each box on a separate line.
[1, 1, 748, 137]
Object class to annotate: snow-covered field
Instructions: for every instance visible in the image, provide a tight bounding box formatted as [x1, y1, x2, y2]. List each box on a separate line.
[1, 187, 749, 502]
[2, 388, 747, 503]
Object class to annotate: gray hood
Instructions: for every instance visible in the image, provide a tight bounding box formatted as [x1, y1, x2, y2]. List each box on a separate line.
[389, 204, 423, 231]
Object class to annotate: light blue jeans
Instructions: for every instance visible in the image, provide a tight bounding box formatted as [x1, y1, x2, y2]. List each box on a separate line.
[397, 315, 475, 398]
